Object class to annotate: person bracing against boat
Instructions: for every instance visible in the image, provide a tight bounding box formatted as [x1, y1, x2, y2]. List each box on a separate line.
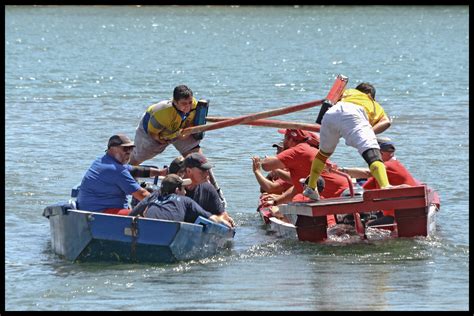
[256, 129, 318, 206]
[303, 82, 392, 201]
[76, 134, 167, 215]
[129, 85, 205, 166]
[252, 141, 292, 195]
[143, 174, 232, 228]
[257, 129, 347, 226]
[168, 155, 186, 178]
[269, 176, 326, 223]
[129, 155, 187, 217]
[259, 129, 349, 204]
[183, 153, 235, 227]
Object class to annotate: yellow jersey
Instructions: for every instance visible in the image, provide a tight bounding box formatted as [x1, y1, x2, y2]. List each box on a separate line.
[143, 98, 198, 141]
[341, 89, 386, 126]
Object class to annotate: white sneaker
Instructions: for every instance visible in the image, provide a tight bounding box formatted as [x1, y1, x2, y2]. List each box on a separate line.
[303, 187, 320, 201]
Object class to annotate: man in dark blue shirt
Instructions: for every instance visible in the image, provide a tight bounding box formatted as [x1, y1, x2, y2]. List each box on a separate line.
[129, 155, 186, 217]
[183, 153, 235, 227]
[144, 174, 232, 228]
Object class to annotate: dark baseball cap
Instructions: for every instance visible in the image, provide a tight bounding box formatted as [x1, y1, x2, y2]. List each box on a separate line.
[272, 141, 284, 149]
[169, 156, 185, 174]
[107, 134, 135, 148]
[377, 136, 396, 151]
[160, 174, 192, 194]
[184, 152, 213, 170]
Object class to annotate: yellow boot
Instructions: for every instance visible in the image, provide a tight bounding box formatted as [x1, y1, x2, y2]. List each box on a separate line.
[304, 151, 330, 200]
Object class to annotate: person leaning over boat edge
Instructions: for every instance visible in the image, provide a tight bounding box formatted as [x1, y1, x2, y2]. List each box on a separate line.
[76, 134, 167, 215]
[129, 155, 186, 217]
[256, 129, 318, 206]
[143, 174, 232, 228]
[304, 82, 392, 201]
[268, 177, 326, 223]
[168, 155, 186, 178]
[257, 129, 345, 227]
[252, 141, 292, 195]
[259, 129, 348, 205]
[129, 85, 204, 166]
[182, 152, 235, 227]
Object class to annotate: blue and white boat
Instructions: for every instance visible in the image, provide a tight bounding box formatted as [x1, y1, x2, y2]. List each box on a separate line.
[43, 181, 235, 263]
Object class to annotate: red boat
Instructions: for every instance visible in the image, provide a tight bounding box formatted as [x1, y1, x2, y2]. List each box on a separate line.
[180, 73, 441, 243]
[258, 177, 441, 243]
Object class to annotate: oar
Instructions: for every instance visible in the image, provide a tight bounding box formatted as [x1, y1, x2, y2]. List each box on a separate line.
[180, 74, 348, 137]
[206, 116, 321, 132]
[208, 169, 227, 209]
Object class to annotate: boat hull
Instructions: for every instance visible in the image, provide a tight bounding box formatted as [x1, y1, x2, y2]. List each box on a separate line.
[43, 203, 235, 263]
[258, 185, 440, 243]
[260, 204, 438, 241]
[268, 216, 299, 240]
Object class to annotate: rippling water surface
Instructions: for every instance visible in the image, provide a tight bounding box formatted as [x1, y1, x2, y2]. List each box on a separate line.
[5, 5, 469, 311]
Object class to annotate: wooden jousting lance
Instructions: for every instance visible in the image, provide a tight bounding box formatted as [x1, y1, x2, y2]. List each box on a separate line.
[326, 74, 348, 104]
[206, 116, 321, 132]
[180, 74, 348, 137]
[180, 99, 323, 137]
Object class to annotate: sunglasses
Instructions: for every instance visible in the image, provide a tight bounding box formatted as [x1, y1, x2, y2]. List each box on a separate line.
[191, 166, 209, 172]
[121, 146, 134, 153]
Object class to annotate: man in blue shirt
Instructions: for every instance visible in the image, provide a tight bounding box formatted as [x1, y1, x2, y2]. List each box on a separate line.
[144, 174, 232, 228]
[77, 134, 167, 215]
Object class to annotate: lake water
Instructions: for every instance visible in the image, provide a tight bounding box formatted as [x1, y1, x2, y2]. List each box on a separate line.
[5, 5, 469, 311]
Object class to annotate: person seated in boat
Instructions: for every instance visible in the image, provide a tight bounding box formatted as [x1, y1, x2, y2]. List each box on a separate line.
[131, 153, 235, 227]
[252, 141, 292, 195]
[257, 129, 348, 226]
[143, 174, 233, 228]
[76, 134, 168, 216]
[182, 153, 235, 227]
[334, 136, 419, 227]
[303, 82, 392, 201]
[128, 85, 205, 166]
[258, 129, 349, 204]
[269, 176, 326, 223]
[168, 155, 186, 178]
[129, 155, 186, 217]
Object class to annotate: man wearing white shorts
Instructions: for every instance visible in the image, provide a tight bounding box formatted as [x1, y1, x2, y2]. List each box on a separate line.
[303, 82, 392, 200]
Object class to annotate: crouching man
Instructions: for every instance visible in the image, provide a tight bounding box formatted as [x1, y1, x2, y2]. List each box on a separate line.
[143, 174, 233, 228]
